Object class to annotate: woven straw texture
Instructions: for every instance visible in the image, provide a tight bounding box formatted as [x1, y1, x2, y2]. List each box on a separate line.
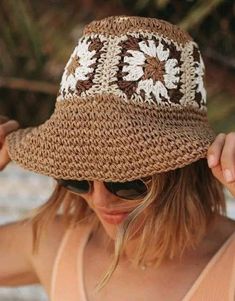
[6, 16, 215, 181]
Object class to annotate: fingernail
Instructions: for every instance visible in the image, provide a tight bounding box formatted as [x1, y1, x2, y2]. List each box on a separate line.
[208, 155, 216, 168]
[223, 169, 235, 183]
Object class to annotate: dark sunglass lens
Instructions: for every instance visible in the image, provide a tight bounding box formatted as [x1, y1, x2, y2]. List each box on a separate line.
[105, 180, 147, 200]
[58, 179, 90, 194]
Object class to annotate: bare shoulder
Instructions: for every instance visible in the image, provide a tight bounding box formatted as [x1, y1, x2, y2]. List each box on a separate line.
[217, 214, 235, 233]
[0, 214, 68, 288]
[209, 214, 235, 243]
[31, 214, 69, 294]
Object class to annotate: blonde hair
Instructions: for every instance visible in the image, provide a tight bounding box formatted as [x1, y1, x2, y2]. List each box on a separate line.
[23, 158, 226, 289]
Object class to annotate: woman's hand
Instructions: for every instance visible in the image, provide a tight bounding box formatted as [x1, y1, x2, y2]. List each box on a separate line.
[0, 116, 20, 170]
[207, 132, 235, 197]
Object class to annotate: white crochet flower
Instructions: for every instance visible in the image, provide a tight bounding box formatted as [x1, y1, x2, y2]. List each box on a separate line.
[123, 39, 180, 103]
[60, 36, 97, 94]
[195, 55, 206, 104]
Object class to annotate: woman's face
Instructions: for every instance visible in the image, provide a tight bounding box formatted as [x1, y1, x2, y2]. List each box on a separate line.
[80, 180, 142, 239]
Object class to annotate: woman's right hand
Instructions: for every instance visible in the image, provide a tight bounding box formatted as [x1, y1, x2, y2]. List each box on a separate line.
[0, 116, 20, 170]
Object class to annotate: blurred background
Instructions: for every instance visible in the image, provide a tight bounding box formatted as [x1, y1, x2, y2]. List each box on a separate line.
[0, 0, 234, 300]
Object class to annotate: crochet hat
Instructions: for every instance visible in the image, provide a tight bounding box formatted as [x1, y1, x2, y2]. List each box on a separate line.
[6, 15, 215, 182]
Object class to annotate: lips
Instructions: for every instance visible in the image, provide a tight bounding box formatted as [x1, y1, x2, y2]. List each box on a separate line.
[97, 209, 130, 225]
[100, 210, 129, 215]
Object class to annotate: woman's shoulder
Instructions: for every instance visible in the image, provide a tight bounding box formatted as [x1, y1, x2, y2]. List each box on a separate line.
[31, 215, 70, 294]
[215, 214, 235, 236]
[221, 215, 235, 246]
[206, 214, 235, 253]
[32, 215, 93, 291]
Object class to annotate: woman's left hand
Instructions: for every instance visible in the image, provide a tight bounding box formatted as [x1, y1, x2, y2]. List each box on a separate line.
[207, 132, 235, 197]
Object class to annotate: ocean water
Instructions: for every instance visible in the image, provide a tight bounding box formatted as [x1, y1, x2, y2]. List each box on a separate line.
[0, 163, 234, 301]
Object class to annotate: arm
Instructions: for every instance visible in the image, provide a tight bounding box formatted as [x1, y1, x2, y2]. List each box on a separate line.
[0, 219, 40, 286]
[0, 215, 66, 288]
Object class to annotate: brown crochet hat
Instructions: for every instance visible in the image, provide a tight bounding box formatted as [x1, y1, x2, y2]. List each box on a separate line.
[6, 15, 215, 182]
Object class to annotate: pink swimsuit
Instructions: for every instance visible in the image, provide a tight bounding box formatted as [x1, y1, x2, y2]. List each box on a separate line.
[50, 224, 235, 301]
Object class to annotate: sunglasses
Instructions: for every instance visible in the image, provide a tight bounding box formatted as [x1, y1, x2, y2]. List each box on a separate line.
[56, 177, 150, 200]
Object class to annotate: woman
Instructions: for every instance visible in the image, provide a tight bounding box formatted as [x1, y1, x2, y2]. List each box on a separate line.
[0, 15, 235, 301]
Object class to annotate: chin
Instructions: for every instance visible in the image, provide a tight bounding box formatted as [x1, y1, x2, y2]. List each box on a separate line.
[100, 221, 119, 240]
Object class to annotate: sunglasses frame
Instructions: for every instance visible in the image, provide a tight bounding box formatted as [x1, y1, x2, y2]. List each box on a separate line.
[56, 177, 151, 201]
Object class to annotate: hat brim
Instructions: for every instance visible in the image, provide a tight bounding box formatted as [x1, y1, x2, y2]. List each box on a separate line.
[6, 97, 216, 182]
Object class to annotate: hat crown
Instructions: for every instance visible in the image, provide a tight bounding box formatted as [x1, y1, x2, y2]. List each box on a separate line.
[83, 15, 192, 43]
[58, 15, 206, 110]
[6, 16, 215, 182]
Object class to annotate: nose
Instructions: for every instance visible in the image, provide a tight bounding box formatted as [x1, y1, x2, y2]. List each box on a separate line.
[91, 181, 118, 209]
